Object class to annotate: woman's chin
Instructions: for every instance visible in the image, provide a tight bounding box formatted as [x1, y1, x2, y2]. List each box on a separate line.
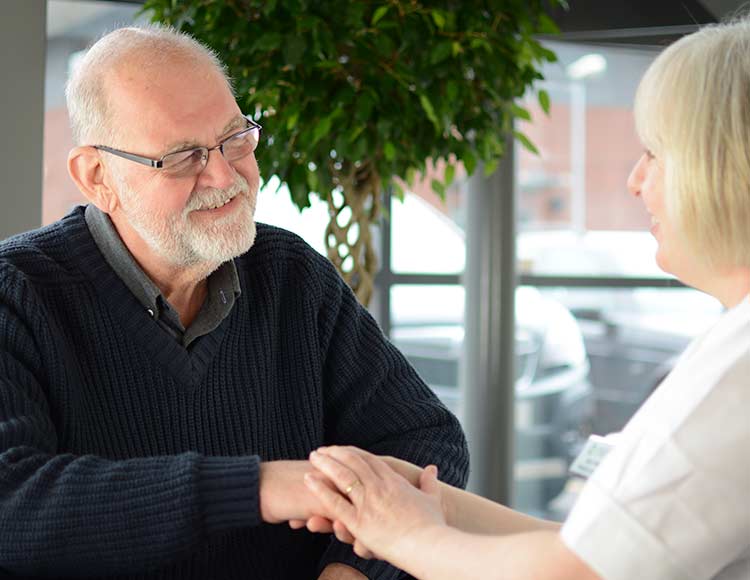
[654, 250, 675, 278]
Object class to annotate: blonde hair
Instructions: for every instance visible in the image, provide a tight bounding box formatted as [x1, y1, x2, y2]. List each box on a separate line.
[65, 24, 233, 146]
[634, 17, 750, 269]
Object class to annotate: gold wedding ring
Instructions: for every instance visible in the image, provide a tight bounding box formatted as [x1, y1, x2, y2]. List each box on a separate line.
[344, 479, 361, 495]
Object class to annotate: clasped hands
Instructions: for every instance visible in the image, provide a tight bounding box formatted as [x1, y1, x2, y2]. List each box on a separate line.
[260, 448, 447, 565]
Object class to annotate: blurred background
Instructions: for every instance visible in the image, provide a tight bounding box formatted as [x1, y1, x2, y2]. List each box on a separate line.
[4, 0, 744, 520]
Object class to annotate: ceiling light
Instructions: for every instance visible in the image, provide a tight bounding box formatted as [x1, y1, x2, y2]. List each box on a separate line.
[566, 54, 607, 80]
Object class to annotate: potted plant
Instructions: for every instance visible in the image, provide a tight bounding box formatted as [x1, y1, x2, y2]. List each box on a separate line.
[143, 0, 563, 305]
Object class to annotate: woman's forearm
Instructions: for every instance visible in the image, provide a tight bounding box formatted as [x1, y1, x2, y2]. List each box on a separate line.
[442, 484, 560, 535]
[381, 456, 559, 536]
[311, 450, 591, 580]
[390, 527, 597, 580]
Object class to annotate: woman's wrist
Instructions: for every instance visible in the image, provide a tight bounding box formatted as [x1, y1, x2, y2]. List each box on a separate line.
[379, 456, 457, 527]
[388, 523, 454, 576]
[380, 455, 423, 486]
[439, 482, 458, 528]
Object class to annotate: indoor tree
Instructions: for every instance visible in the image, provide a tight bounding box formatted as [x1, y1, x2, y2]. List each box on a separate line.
[143, 0, 564, 305]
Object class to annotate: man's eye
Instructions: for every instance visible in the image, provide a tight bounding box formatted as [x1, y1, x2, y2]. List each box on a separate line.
[164, 149, 202, 168]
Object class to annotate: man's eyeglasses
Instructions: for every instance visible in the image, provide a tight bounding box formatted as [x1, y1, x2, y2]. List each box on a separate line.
[94, 116, 262, 178]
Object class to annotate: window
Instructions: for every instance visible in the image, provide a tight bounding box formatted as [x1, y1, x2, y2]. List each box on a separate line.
[512, 41, 722, 518]
[44, 0, 144, 225]
[378, 40, 724, 520]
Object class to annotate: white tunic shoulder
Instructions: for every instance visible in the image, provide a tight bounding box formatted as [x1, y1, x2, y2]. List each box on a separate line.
[561, 298, 750, 580]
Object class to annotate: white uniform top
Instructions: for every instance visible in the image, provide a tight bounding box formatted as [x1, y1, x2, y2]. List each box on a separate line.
[561, 297, 750, 580]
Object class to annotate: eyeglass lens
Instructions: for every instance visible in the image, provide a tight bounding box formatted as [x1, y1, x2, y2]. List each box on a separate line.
[161, 125, 260, 176]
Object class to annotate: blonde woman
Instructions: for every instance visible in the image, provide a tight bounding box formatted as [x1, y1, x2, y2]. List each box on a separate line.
[301, 16, 750, 580]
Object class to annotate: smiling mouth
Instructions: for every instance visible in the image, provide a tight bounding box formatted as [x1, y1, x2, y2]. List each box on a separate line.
[197, 195, 235, 211]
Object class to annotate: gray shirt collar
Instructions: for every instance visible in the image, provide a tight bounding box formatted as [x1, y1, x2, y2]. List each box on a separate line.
[84, 204, 241, 347]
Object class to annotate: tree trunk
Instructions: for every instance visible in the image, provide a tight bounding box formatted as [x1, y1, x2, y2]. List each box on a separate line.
[325, 160, 381, 306]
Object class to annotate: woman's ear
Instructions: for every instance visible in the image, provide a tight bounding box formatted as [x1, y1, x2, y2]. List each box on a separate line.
[67, 146, 119, 213]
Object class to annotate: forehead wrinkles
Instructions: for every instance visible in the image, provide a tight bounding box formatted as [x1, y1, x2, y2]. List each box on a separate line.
[111, 67, 238, 158]
[106, 56, 230, 150]
[163, 114, 247, 155]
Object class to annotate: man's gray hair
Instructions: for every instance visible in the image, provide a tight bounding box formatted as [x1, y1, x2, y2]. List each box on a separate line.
[65, 24, 233, 146]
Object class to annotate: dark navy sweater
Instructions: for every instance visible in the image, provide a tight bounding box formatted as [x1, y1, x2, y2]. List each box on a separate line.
[0, 207, 469, 579]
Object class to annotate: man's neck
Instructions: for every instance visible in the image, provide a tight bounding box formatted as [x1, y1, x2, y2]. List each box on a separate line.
[137, 256, 213, 328]
[110, 215, 217, 328]
[160, 277, 209, 328]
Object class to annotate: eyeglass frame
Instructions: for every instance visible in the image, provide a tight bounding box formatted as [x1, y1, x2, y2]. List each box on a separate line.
[92, 115, 262, 173]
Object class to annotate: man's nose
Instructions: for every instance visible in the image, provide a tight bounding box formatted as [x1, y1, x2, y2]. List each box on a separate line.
[198, 147, 236, 190]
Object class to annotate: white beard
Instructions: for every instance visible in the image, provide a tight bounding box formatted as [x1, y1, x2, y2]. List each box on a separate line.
[114, 171, 257, 270]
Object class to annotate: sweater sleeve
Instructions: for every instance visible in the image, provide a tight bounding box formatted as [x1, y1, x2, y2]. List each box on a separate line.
[313, 255, 470, 578]
[0, 281, 261, 577]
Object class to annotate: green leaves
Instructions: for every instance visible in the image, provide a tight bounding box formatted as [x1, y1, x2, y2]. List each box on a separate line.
[514, 130, 539, 155]
[312, 109, 344, 146]
[371, 5, 389, 26]
[143, 0, 563, 212]
[419, 94, 440, 132]
[383, 141, 396, 161]
[312, 117, 333, 146]
[431, 178, 447, 199]
[430, 41, 453, 65]
[538, 89, 551, 115]
[537, 13, 559, 35]
[253, 32, 282, 52]
[283, 36, 306, 66]
[431, 10, 447, 30]
[444, 164, 455, 187]
[462, 151, 477, 176]
[512, 104, 532, 122]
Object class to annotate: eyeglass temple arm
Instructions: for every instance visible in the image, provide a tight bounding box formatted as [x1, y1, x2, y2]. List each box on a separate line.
[94, 145, 163, 168]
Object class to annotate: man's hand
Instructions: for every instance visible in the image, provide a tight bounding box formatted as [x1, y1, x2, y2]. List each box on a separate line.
[380, 455, 424, 486]
[260, 460, 376, 532]
[259, 460, 329, 523]
[305, 447, 447, 564]
[317, 563, 367, 579]
[289, 454, 429, 550]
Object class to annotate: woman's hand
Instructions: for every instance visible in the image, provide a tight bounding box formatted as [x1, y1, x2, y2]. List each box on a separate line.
[304, 446, 447, 563]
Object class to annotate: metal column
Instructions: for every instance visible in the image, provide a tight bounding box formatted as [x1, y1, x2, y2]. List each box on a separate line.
[0, 0, 45, 239]
[462, 140, 517, 504]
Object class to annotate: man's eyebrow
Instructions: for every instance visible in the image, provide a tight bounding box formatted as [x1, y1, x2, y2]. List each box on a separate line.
[220, 115, 248, 135]
[163, 140, 199, 156]
[162, 116, 247, 156]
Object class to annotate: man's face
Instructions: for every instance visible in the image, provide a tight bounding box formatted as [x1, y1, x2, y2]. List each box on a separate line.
[113, 167, 257, 268]
[104, 58, 260, 269]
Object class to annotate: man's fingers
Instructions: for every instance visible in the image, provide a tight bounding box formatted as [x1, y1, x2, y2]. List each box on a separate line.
[312, 447, 379, 491]
[354, 448, 404, 481]
[320, 446, 398, 483]
[419, 464, 440, 495]
[306, 515, 334, 533]
[309, 450, 373, 500]
[353, 540, 373, 560]
[332, 519, 355, 544]
[303, 472, 356, 529]
[381, 455, 424, 486]
[288, 519, 306, 530]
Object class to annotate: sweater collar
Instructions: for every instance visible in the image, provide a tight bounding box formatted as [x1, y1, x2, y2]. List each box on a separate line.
[63, 206, 233, 388]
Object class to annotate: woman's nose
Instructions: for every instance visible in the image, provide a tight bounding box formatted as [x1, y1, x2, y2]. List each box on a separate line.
[626, 154, 646, 197]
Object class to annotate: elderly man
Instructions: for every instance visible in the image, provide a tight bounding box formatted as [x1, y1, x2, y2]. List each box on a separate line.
[0, 25, 468, 580]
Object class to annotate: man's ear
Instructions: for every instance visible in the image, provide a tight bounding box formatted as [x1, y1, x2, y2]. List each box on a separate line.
[67, 146, 119, 214]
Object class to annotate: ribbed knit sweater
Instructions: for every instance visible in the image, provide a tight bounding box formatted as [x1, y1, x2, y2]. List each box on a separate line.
[0, 207, 469, 579]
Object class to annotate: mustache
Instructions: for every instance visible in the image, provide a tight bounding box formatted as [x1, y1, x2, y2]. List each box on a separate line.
[185, 174, 250, 212]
